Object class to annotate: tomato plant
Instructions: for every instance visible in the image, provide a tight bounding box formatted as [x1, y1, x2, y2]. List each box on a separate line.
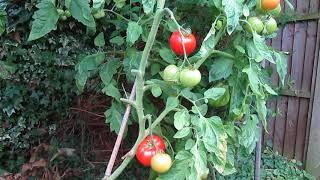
[151, 153, 172, 173]
[169, 31, 197, 56]
[136, 135, 166, 167]
[15, 0, 293, 179]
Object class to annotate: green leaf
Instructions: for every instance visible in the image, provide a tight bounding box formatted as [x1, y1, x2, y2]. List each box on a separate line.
[93, 0, 105, 11]
[104, 101, 124, 133]
[239, 115, 260, 153]
[99, 59, 121, 85]
[102, 83, 121, 100]
[0, 61, 16, 79]
[75, 53, 105, 91]
[174, 127, 191, 139]
[204, 87, 226, 100]
[151, 85, 162, 97]
[126, 21, 142, 46]
[123, 48, 141, 82]
[191, 104, 208, 116]
[150, 63, 161, 76]
[165, 96, 179, 111]
[0, 10, 6, 35]
[253, 33, 274, 63]
[174, 109, 190, 130]
[222, 0, 242, 34]
[158, 159, 191, 180]
[70, 0, 96, 27]
[263, 84, 277, 95]
[27, 0, 59, 41]
[209, 57, 233, 82]
[110, 36, 124, 46]
[202, 116, 228, 173]
[190, 143, 209, 179]
[275, 52, 288, 86]
[159, 48, 175, 64]
[142, 0, 155, 14]
[114, 0, 126, 8]
[94, 32, 105, 47]
[256, 97, 267, 129]
[185, 139, 195, 150]
[243, 67, 261, 96]
[175, 150, 193, 160]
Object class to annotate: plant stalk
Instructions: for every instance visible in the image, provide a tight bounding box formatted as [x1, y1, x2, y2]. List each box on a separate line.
[102, 0, 166, 179]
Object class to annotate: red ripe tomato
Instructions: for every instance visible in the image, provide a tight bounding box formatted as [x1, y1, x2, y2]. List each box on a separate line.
[169, 31, 196, 56]
[261, 0, 280, 11]
[136, 134, 166, 167]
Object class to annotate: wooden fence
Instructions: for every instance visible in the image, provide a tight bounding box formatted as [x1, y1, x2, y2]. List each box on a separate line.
[262, 0, 320, 170]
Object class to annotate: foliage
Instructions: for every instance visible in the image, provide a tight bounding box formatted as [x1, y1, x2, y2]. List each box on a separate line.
[0, 0, 309, 179]
[216, 148, 315, 180]
[0, 0, 101, 171]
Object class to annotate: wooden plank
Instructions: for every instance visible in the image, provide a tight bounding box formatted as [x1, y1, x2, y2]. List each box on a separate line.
[304, 0, 320, 167]
[306, 19, 320, 178]
[283, 0, 306, 159]
[296, 0, 320, 163]
[280, 89, 311, 98]
[273, 0, 292, 154]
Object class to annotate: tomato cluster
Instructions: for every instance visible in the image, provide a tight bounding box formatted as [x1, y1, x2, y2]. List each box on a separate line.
[162, 31, 201, 87]
[245, 0, 280, 35]
[136, 135, 172, 173]
[57, 9, 71, 21]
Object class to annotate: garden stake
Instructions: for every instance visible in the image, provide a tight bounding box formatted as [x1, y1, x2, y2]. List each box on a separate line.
[105, 82, 136, 177]
[254, 121, 262, 180]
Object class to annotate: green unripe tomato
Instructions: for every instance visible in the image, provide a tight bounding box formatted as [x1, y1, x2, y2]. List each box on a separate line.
[208, 87, 230, 108]
[162, 65, 180, 82]
[269, 5, 281, 17]
[231, 109, 244, 121]
[93, 10, 106, 19]
[179, 68, 201, 88]
[246, 17, 264, 34]
[64, 10, 71, 17]
[215, 20, 223, 30]
[57, 9, 64, 16]
[265, 17, 278, 34]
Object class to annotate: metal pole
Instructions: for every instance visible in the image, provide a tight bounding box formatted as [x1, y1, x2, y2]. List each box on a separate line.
[254, 121, 262, 180]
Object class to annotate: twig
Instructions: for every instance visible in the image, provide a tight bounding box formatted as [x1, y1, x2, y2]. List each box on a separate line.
[104, 82, 136, 177]
[70, 107, 105, 118]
